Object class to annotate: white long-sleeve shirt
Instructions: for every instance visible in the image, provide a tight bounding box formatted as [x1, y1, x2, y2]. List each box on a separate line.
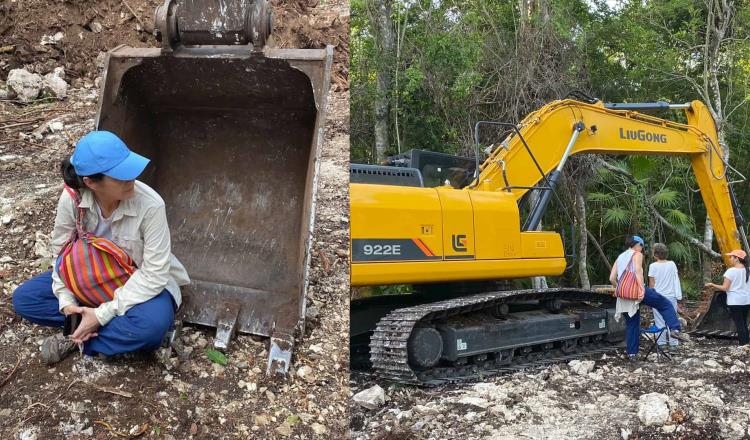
[51, 180, 190, 326]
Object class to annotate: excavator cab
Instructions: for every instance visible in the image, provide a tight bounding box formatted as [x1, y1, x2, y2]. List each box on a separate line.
[349, 149, 475, 188]
[95, 0, 332, 375]
[387, 149, 476, 188]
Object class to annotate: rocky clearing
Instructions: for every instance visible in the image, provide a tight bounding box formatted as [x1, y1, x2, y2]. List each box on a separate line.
[351, 338, 750, 440]
[0, 0, 350, 439]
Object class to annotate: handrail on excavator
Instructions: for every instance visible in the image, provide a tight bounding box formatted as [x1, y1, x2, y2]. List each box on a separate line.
[604, 101, 692, 111]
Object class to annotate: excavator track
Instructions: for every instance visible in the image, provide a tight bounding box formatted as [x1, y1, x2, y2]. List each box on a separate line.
[370, 288, 623, 386]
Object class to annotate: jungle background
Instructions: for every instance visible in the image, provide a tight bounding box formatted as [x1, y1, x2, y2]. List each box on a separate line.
[351, 0, 750, 298]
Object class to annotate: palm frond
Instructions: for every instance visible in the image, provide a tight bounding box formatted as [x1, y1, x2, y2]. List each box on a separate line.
[629, 156, 655, 181]
[666, 208, 691, 226]
[651, 188, 680, 208]
[667, 241, 690, 262]
[603, 207, 629, 227]
[588, 192, 616, 204]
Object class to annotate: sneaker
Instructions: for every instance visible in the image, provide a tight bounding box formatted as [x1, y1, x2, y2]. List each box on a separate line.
[40, 333, 77, 365]
[669, 330, 691, 343]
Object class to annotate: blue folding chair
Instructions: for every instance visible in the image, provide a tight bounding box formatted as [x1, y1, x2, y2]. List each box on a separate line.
[640, 324, 672, 362]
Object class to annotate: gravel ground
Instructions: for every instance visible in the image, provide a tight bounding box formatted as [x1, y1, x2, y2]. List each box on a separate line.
[351, 337, 750, 440]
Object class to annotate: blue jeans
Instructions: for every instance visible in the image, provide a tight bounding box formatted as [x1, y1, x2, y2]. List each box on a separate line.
[623, 287, 681, 355]
[653, 296, 679, 346]
[12, 271, 174, 356]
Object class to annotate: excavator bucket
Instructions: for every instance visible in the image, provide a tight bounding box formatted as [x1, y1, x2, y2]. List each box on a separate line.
[693, 291, 738, 338]
[93, 0, 332, 375]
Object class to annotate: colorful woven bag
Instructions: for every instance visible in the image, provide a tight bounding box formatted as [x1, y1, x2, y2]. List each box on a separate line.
[615, 252, 644, 301]
[55, 185, 136, 307]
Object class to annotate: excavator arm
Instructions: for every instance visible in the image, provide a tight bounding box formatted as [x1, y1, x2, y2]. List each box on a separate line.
[473, 99, 742, 261]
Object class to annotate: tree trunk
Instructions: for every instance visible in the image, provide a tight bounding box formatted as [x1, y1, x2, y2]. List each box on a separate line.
[699, 0, 734, 280]
[373, 0, 395, 162]
[518, 0, 530, 32]
[575, 187, 590, 289]
[587, 230, 612, 272]
[703, 214, 715, 282]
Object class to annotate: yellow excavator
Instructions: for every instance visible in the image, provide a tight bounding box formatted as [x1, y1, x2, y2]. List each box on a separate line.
[350, 96, 747, 385]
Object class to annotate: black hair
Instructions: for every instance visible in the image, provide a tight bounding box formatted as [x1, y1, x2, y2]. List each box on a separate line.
[739, 255, 750, 282]
[60, 158, 104, 190]
[624, 236, 641, 250]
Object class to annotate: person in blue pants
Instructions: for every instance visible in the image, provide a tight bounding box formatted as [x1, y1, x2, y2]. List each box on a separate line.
[609, 235, 689, 359]
[12, 131, 189, 364]
[621, 287, 685, 356]
[13, 271, 175, 360]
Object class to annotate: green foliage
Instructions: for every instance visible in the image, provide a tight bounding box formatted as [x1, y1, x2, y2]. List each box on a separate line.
[351, 0, 750, 292]
[666, 209, 691, 226]
[651, 189, 680, 208]
[602, 207, 629, 228]
[668, 241, 691, 263]
[588, 192, 616, 204]
[204, 348, 228, 366]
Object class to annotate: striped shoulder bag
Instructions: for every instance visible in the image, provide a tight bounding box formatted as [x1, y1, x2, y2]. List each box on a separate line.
[615, 252, 645, 301]
[55, 185, 136, 307]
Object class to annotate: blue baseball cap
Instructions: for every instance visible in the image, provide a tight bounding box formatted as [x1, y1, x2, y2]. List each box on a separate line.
[71, 131, 149, 180]
[632, 235, 645, 247]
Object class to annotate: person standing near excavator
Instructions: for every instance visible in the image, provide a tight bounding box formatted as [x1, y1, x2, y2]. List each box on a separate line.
[610, 235, 689, 359]
[12, 131, 190, 364]
[705, 250, 750, 345]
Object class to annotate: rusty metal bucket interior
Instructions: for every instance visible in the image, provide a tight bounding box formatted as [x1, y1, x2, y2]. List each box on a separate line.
[693, 291, 738, 338]
[95, 46, 332, 345]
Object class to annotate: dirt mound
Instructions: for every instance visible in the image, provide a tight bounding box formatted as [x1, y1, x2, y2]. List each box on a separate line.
[0, 0, 159, 80]
[0, 0, 348, 90]
[271, 0, 349, 91]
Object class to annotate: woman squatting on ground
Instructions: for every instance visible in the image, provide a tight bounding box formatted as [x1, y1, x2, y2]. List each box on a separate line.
[12, 131, 190, 364]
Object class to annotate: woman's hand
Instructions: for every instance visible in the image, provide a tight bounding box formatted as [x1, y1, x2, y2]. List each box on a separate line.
[68, 306, 100, 344]
[61, 305, 78, 316]
[704, 282, 715, 290]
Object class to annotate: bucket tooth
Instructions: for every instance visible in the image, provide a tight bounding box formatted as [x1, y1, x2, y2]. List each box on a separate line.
[267, 331, 295, 376]
[214, 302, 241, 351]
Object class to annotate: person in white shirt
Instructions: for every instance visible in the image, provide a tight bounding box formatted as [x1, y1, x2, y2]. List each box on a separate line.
[648, 243, 683, 347]
[705, 249, 750, 346]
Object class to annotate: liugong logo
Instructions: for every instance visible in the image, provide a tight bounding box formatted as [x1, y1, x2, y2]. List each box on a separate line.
[619, 128, 667, 143]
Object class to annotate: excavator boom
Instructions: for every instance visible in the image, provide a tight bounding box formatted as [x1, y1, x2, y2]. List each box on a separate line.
[473, 99, 741, 259]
